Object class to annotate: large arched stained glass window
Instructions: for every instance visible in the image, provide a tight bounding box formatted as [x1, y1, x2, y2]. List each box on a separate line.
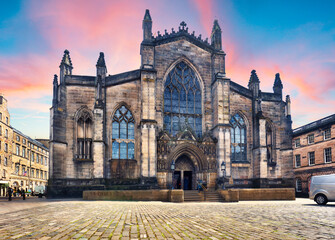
[112, 105, 135, 159]
[163, 61, 202, 137]
[230, 113, 247, 162]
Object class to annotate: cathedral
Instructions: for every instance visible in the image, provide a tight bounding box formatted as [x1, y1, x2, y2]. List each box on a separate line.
[49, 10, 294, 196]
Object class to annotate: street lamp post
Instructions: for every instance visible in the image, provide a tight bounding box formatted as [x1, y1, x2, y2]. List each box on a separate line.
[171, 160, 175, 189]
[221, 161, 226, 189]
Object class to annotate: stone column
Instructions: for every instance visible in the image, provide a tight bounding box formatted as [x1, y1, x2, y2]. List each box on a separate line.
[212, 75, 231, 178]
[259, 118, 268, 179]
[140, 70, 157, 178]
[93, 108, 104, 178]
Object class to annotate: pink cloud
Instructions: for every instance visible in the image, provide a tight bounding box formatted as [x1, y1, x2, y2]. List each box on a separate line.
[192, 0, 215, 36]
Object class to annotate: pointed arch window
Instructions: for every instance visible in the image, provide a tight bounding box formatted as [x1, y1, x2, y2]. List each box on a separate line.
[163, 61, 202, 137]
[266, 122, 275, 164]
[230, 113, 247, 162]
[76, 111, 93, 160]
[112, 105, 135, 159]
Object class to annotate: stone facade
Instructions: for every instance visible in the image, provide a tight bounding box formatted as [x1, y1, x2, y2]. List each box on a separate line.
[0, 94, 49, 196]
[49, 10, 294, 197]
[293, 114, 335, 197]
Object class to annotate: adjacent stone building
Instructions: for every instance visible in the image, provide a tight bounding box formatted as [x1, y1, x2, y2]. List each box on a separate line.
[49, 10, 294, 197]
[293, 114, 335, 197]
[0, 93, 49, 196]
[0, 94, 13, 196]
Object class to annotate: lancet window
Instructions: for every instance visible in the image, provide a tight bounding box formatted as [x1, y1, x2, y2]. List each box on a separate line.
[76, 111, 93, 160]
[266, 122, 274, 163]
[230, 113, 247, 162]
[163, 61, 202, 137]
[112, 105, 135, 160]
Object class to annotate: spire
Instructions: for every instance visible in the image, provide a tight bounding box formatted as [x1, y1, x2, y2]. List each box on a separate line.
[96, 52, 106, 67]
[211, 19, 222, 50]
[60, 49, 73, 68]
[52, 75, 58, 106]
[59, 49, 73, 84]
[248, 70, 260, 88]
[273, 73, 283, 95]
[96, 52, 107, 77]
[144, 9, 152, 21]
[142, 9, 152, 42]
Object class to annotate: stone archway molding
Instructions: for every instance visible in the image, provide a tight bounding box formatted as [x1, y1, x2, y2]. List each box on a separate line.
[167, 143, 207, 171]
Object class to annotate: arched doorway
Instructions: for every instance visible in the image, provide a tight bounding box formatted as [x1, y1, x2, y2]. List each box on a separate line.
[173, 154, 195, 190]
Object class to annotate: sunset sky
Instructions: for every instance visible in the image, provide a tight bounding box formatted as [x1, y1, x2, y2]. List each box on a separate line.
[0, 0, 334, 139]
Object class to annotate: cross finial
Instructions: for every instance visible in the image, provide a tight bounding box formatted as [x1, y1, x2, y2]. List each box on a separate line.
[180, 21, 187, 30]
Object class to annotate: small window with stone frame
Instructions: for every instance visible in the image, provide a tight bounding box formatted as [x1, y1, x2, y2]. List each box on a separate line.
[15, 163, 19, 174]
[6, 117, 8, 124]
[295, 154, 301, 168]
[22, 147, 26, 158]
[308, 152, 315, 165]
[4, 157, 7, 166]
[23, 138, 26, 145]
[307, 134, 314, 144]
[324, 148, 332, 163]
[296, 178, 302, 192]
[5, 129, 8, 138]
[324, 128, 331, 140]
[4, 143, 8, 152]
[16, 135, 20, 141]
[16, 144, 20, 155]
[295, 139, 300, 148]
[0, 125, 2, 135]
[0, 112, 2, 121]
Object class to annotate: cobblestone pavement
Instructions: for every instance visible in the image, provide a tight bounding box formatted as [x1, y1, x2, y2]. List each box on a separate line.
[0, 198, 334, 240]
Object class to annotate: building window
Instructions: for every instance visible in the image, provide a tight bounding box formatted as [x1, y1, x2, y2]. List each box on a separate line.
[324, 148, 332, 163]
[6, 117, 8, 124]
[15, 163, 19, 174]
[2, 169, 5, 178]
[45, 157, 48, 166]
[296, 179, 302, 192]
[307, 134, 314, 144]
[295, 154, 301, 167]
[0, 112, 2, 120]
[16, 144, 20, 155]
[31, 169, 35, 178]
[5, 129, 8, 138]
[76, 110, 93, 159]
[16, 135, 20, 141]
[112, 105, 135, 159]
[308, 152, 315, 165]
[324, 128, 331, 140]
[45, 172, 47, 179]
[23, 139, 26, 144]
[22, 166, 26, 176]
[230, 113, 247, 162]
[36, 154, 39, 163]
[295, 139, 300, 148]
[266, 122, 275, 164]
[36, 170, 39, 179]
[22, 147, 26, 158]
[4, 157, 7, 166]
[163, 61, 202, 137]
[0, 125, 2, 135]
[4, 143, 8, 152]
[31, 152, 34, 162]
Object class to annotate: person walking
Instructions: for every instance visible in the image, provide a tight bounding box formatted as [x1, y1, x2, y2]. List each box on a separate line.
[21, 188, 26, 200]
[8, 187, 12, 201]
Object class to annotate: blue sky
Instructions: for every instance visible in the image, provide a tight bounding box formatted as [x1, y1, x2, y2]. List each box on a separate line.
[0, 0, 334, 138]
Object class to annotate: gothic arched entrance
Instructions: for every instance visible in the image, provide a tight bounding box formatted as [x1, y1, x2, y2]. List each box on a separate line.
[173, 154, 196, 190]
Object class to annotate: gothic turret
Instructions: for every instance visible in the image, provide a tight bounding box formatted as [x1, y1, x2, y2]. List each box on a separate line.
[211, 20, 222, 50]
[52, 74, 58, 106]
[96, 52, 107, 78]
[248, 70, 260, 97]
[59, 49, 73, 84]
[142, 9, 152, 42]
[273, 73, 283, 95]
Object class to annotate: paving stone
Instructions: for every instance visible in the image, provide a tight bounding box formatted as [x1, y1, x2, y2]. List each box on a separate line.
[1, 198, 335, 239]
